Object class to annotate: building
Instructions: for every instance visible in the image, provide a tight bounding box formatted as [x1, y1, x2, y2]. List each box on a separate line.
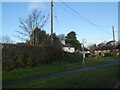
[61, 40, 75, 53]
[78, 47, 90, 54]
[116, 44, 120, 57]
[116, 44, 120, 49]
[94, 45, 113, 57]
[94, 43, 120, 57]
[63, 44, 75, 53]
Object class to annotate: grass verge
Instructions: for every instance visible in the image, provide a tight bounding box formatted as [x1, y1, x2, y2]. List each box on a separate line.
[3, 57, 119, 81]
[9, 66, 119, 88]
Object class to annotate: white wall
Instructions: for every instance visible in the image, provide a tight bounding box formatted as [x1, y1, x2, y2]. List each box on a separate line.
[63, 47, 75, 53]
[61, 40, 65, 45]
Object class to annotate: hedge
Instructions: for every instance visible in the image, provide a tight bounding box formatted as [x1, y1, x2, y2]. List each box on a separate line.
[2, 44, 63, 71]
[64, 52, 82, 62]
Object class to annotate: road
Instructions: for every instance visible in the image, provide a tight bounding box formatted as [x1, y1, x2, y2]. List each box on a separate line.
[2, 62, 120, 88]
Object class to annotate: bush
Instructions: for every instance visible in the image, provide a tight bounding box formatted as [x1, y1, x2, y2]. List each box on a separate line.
[85, 53, 91, 58]
[64, 52, 82, 62]
[104, 53, 111, 57]
[2, 44, 63, 71]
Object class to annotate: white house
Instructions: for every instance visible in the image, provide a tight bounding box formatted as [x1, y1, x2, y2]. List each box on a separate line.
[61, 40, 75, 53]
[63, 44, 75, 53]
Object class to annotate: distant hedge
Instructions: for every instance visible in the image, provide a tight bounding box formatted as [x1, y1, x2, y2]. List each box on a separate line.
[2, 44, 63, 71]
[64, 52, 82, 62]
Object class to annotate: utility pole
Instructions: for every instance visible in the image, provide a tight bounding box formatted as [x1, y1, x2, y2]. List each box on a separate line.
[50, 0, 54, 46]
[112, 26, 116, 59]
[112, 26, 115, 46]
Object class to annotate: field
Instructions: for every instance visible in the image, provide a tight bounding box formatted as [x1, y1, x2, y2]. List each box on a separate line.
[2, 57, 120, 88]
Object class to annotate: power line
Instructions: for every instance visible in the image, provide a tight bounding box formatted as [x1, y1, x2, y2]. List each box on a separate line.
[54, 2, 87, 23]
[59, 0, 111, 35]
[54, 4, 60, 34]
[54, 3, 86, 33]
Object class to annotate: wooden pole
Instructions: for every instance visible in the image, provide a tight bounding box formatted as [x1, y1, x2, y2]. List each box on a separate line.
[112, 26, 115, 46]
[112, 26, 116, 59]
[50, 0, 53, 46]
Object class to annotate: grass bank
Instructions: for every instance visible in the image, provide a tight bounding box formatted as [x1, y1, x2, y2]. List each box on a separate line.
[9, 66, 119, 88]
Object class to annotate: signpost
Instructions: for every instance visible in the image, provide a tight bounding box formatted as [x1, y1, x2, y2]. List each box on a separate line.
[82, 38, 86, 66]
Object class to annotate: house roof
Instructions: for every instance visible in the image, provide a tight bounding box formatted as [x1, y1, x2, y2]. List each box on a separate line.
[84, 48, 90, 51]
[116, 44, 120, 49]
[95, 45, 114, 51]
[79, 47, 89, 51]
[63, 44, 73, 47]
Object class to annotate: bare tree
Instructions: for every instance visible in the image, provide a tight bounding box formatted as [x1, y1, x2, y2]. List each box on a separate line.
[58, 34, 65, 40]
[16, 9, 49, 45]
[0, 35, 13, 44]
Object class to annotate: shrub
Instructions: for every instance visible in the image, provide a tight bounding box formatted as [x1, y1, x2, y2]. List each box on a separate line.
[85, 53, 91, 58]
[64, 52, 82, 62]
[104, 53, 111, 57]
[2, 44, 63, 70]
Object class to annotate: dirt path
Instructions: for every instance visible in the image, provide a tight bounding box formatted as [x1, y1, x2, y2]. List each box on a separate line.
[3, 62, 120, 88]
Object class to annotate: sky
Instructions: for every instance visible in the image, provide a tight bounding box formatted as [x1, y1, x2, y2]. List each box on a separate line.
[1, 1, 119, 46]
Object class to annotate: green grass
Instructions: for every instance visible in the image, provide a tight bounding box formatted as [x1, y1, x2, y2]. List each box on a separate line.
[9, 66, 119, 88]
[3, 57, 119, 81]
